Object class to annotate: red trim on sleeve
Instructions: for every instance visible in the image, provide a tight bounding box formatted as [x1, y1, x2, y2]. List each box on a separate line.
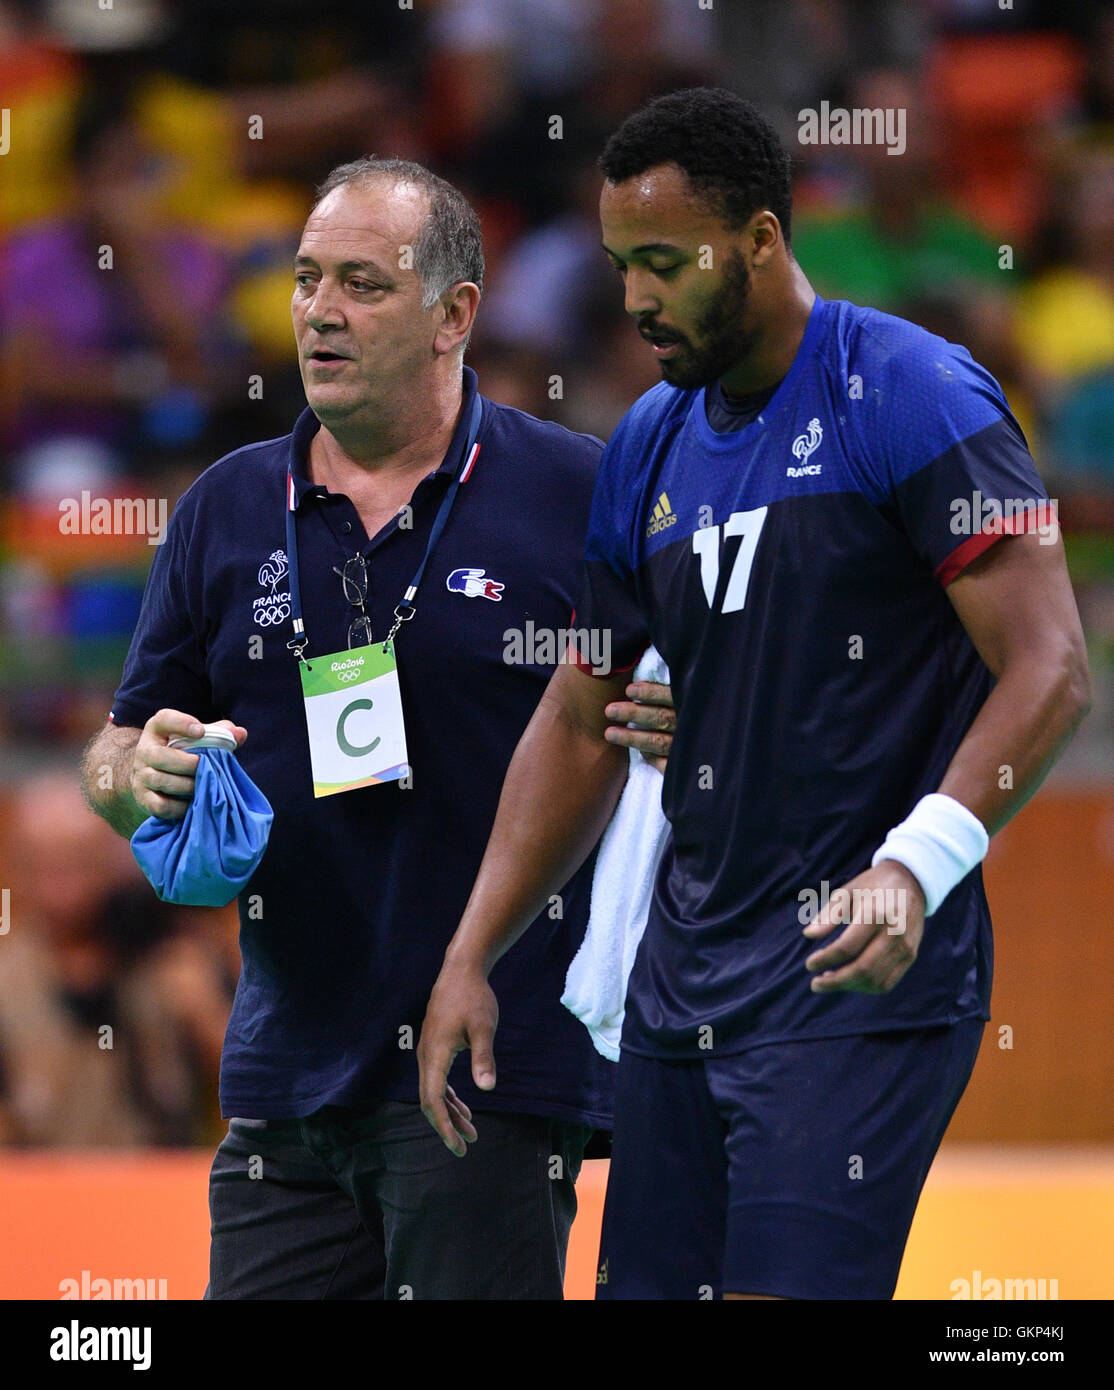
[565, 607, 639, 678]
[570, 655, 640, 678]
[935, 503, 1057, 587]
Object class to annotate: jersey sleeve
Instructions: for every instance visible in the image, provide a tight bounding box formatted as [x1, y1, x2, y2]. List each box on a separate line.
[864, 335, 1053, 585]
[571, 421, 651, 678]
[109, 498, 216, 729]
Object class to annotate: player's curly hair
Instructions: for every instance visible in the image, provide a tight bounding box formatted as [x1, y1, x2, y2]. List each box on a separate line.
[599, 87, 793, 245]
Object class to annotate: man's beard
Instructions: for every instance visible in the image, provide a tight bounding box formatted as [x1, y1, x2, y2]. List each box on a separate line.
[654, 250, 757, 390]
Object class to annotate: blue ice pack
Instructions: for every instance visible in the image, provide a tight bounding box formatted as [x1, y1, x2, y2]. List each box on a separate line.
[131, 748, 273, 906]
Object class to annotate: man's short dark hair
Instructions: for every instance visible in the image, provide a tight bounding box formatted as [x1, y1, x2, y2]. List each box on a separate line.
[599, 88, 793, 245]
[313, 157, 485, 310]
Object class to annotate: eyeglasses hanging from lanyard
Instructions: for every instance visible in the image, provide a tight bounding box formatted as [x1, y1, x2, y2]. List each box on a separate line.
[333, 553, 372, 650]
[283, 390, 483, 667]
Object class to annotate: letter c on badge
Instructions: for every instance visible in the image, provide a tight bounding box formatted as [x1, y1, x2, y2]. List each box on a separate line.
[336, 699, 381, 758]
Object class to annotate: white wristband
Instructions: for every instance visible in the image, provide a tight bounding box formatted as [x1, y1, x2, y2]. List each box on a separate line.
[871, 793, 989, 917]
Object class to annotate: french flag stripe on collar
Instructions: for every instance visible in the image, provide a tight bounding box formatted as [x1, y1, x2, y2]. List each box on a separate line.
[460, 442, 481, 484]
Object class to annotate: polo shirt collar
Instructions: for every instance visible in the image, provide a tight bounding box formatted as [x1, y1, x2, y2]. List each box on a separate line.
[287, 365, 482, 512]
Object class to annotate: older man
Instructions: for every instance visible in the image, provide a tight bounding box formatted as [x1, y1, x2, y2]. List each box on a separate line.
[82, 157, 673, 1300]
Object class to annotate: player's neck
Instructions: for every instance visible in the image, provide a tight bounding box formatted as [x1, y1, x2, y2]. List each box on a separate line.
[718, 268, 816, 399]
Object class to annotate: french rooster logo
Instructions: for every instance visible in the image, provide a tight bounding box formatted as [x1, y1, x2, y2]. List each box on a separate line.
[258, 550, 289, 594]
[791, 418, 823, 464]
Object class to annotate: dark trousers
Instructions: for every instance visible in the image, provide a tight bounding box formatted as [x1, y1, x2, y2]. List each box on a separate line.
[205, 1101, 593, 1300]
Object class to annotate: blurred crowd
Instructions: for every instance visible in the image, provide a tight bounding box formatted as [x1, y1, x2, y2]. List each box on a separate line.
[0, 772, 237, 1146]
[0, 0, 1112, 1144]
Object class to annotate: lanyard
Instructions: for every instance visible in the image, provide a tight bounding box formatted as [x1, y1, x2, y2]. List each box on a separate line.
[285, 390, 483, 662]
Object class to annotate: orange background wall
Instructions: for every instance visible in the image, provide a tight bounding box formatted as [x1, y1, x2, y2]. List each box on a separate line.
[2, 1148, 1111, 1300]
[1, 786, 1112, 1298]
[948, 787, 1114, 1140]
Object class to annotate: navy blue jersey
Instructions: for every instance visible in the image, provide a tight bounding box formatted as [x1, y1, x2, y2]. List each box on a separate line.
[576, 297, 1050, 1059]
[112, 368, 614, 1125]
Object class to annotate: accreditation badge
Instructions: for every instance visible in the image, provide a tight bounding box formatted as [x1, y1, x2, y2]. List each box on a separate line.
[298, 643, 410, 796]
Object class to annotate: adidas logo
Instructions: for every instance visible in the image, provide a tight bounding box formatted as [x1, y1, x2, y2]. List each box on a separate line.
[646, 491, 678, 537]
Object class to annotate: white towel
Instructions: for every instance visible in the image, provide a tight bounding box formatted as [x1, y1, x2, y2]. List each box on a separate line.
[561, 647, 672, 1061]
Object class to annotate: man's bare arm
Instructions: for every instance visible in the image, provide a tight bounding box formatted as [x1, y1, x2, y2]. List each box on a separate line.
[447, 664, 635, 973]
[82, 723, 148, 837]
[81, 711, 247, 839]
[936, 531, 1091, 831]
[418, 661, 631, 1153]
[805, 531, 1091, 993]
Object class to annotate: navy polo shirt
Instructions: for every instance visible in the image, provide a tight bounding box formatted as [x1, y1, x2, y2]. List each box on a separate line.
[111, 367, 614, 1125]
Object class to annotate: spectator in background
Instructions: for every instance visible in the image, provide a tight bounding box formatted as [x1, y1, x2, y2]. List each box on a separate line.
[1014, 148, 1114, 529]
[0, 773, 234, 1147]
[114, 11, 427, 450]
[462, 343, 557, 419]
[558, 309, 661, 441]
[717, 0, 927, 150]
[1015, 149, 1114, 386]
[427, 0, 718, 230]
[478, 157, 618, 360]
[470, 151, 664, 438]
[0, 86, 234, 485]
[0, 0, 85, 233]
[1074, 4, 1114, 131]
[792, 68, 1004, 310]
[429, 0, 717, 106]
[1049, 372, 1114, 517]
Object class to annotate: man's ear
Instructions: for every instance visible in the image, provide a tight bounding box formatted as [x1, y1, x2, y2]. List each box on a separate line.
[434, 282, 481, 355]
[750, 211, 783, 266]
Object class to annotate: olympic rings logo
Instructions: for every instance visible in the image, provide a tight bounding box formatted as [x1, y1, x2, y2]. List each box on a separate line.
[254, 604, 290, 627]
[336, 669, 362, 684]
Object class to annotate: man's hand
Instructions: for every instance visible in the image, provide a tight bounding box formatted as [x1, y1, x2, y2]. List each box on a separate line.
[418, 960, 498, 1156]
[132, 710, 247, 822]
[803, 861, 926, 994]
[603, 681, 675, 772]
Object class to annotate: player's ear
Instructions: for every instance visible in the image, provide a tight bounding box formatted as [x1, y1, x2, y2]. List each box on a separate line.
[750, 211, 782, 265]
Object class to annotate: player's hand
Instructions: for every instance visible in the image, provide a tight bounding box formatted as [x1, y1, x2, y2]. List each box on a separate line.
[418, 959, 498, 1156]
[132, 711, 248, 821]
[604, 681, 676, 772]
[802, 861, 926, 994]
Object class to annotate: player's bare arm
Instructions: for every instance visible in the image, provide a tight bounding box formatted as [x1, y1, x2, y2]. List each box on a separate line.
[82, 712, 247, 837]
[935, 530, 1090, 830]
[805, 531, 1091, 995]
[418, 661, 632, 1154]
